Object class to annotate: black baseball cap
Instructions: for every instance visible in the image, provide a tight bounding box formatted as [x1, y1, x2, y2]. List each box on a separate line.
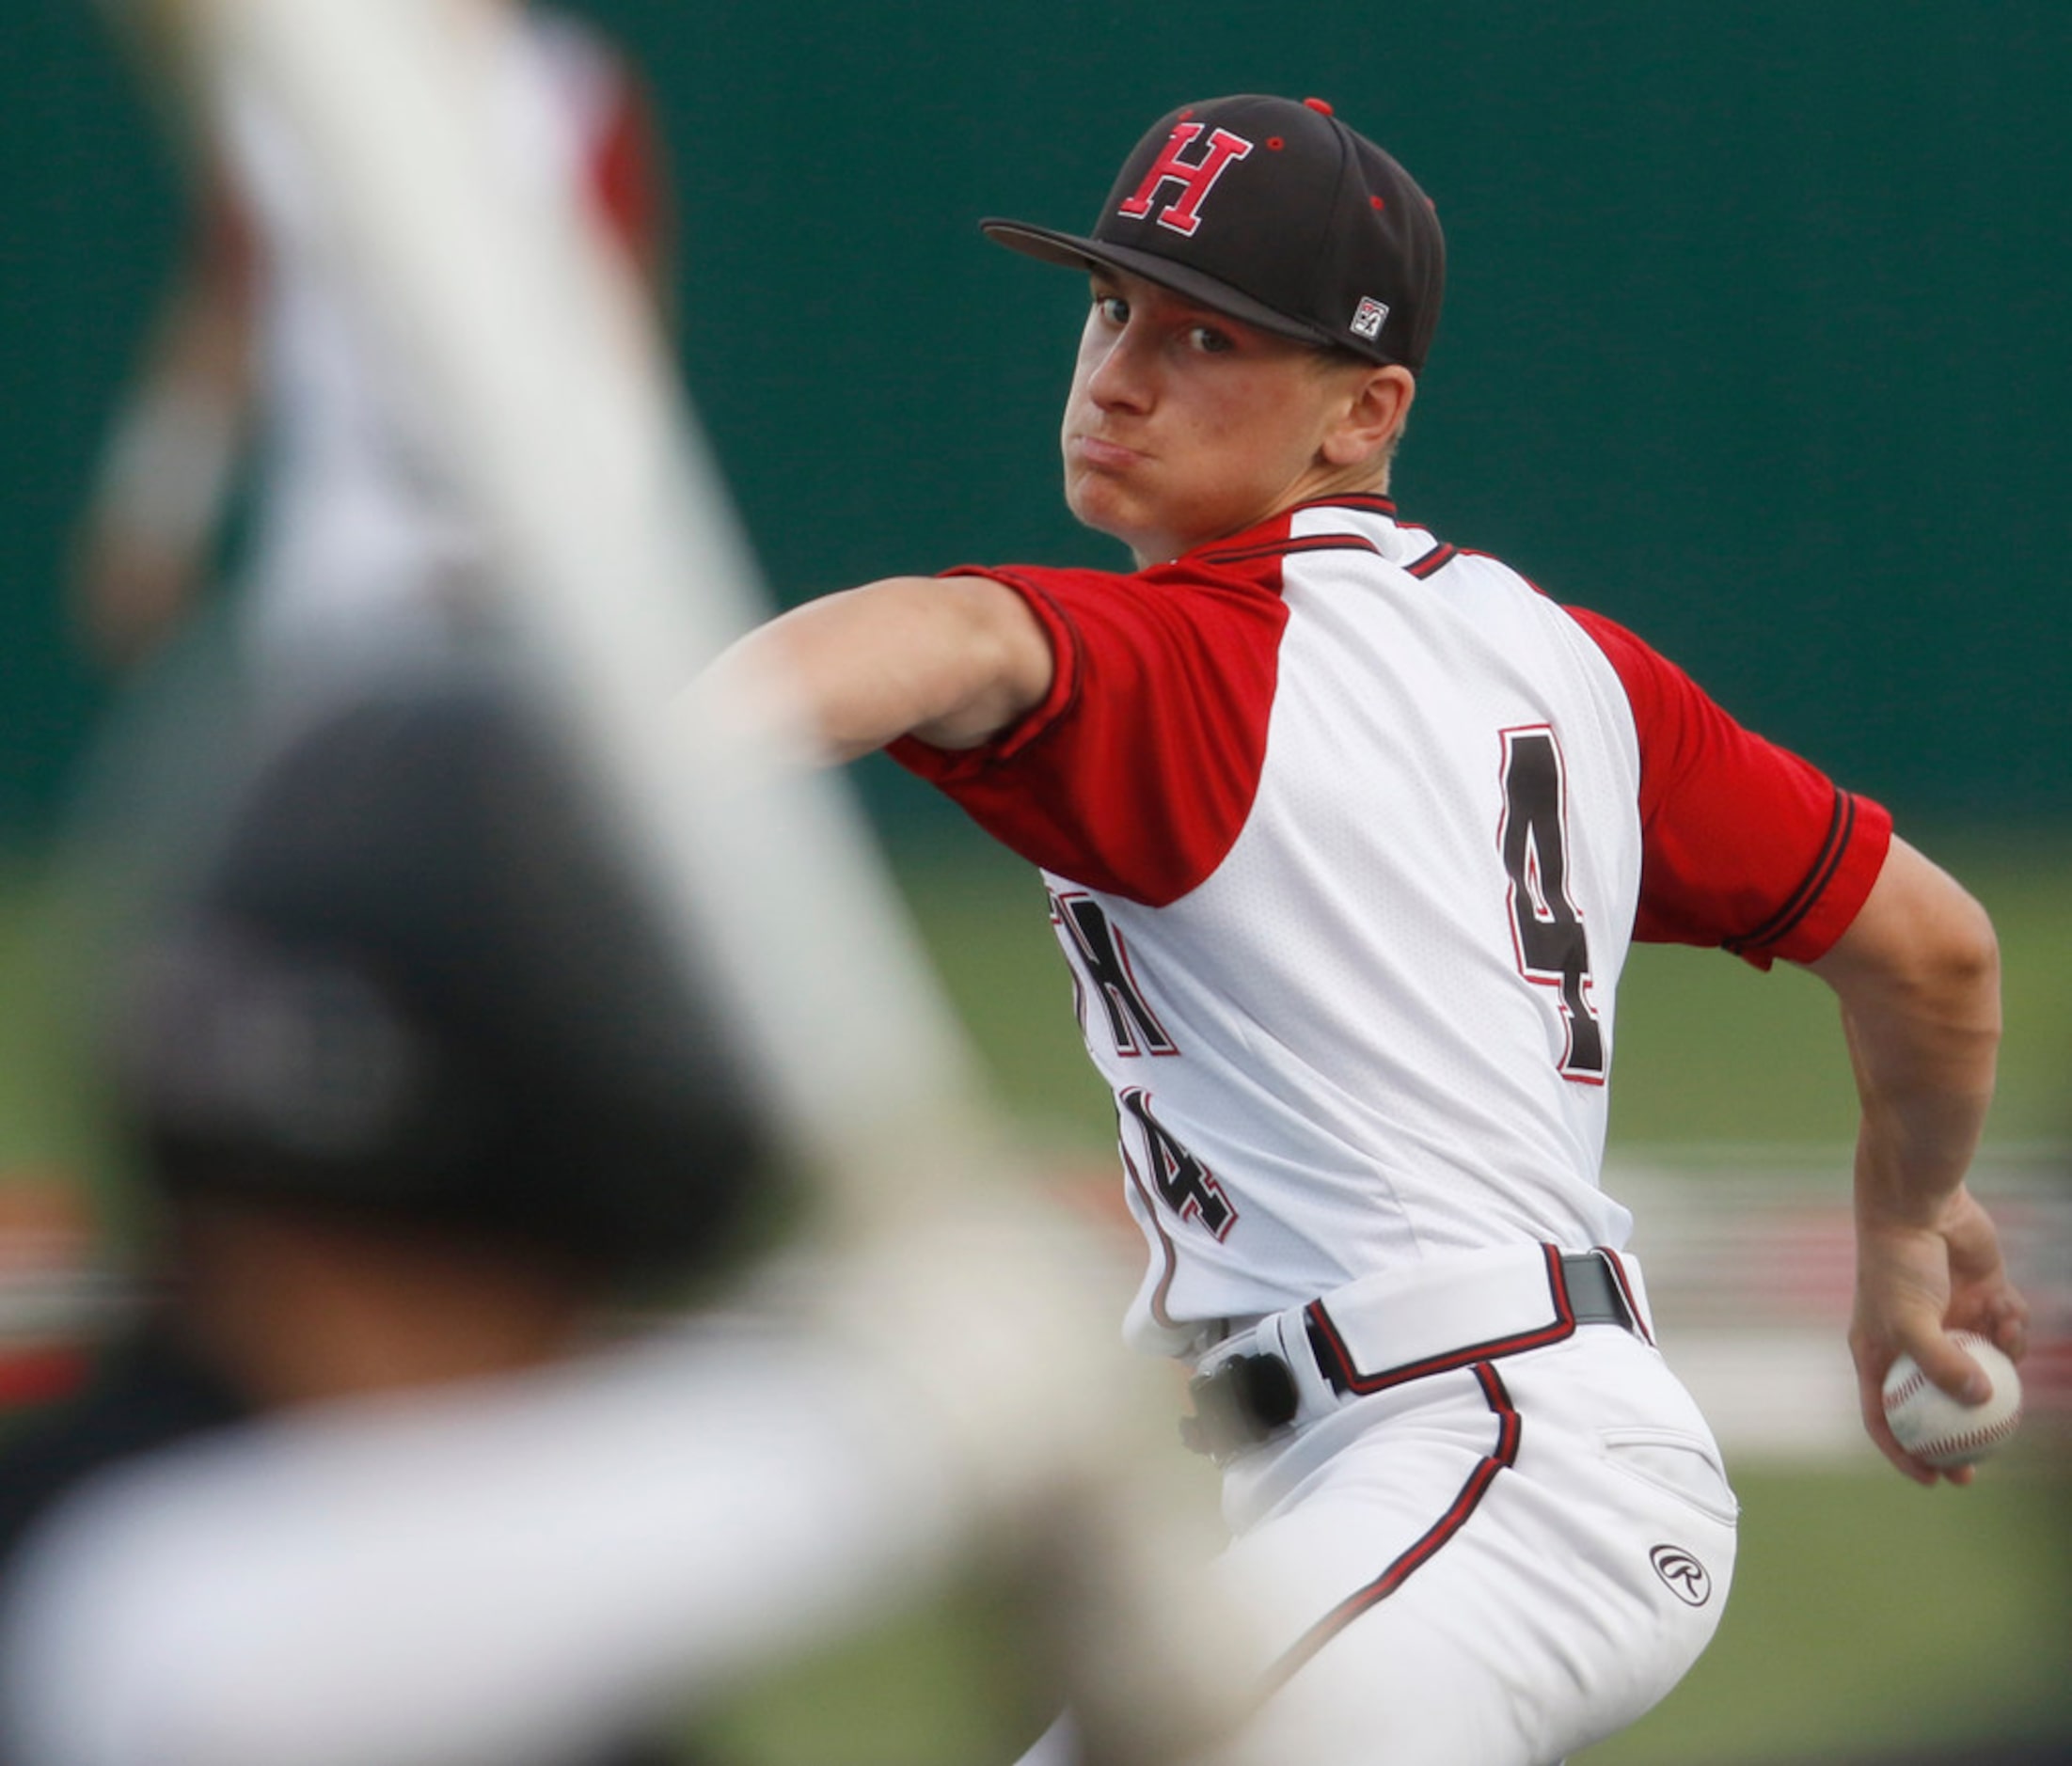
[983, 94, 1445, 373]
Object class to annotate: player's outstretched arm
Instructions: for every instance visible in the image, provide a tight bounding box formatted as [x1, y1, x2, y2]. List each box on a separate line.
[69, 201, 255, 673]
[1805, 835, 2026, 1484]
[701, 575, 1055, 764]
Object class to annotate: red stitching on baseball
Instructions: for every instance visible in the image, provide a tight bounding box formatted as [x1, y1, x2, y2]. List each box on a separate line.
[1914, 1411, 2023, 1456]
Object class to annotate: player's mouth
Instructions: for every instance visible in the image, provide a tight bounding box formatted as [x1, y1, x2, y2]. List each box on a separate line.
[1069, 433, 1147, 473]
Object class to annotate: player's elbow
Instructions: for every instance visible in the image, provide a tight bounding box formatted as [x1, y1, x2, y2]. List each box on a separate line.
[1918, 886, 2001, 1034]
[1891, 850, 2000, 1003]
[1880, 878, 2001, 1048]
[1932, 888, 1999, 989]
[1814, 839, 2001, 1038]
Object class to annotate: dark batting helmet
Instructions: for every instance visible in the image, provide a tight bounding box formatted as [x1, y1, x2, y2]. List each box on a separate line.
[114, 665, 782, 1287]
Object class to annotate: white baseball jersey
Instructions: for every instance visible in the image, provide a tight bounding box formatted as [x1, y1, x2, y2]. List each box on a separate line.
[208, 9, 662, 662]
[896, 495, 1890, 1355]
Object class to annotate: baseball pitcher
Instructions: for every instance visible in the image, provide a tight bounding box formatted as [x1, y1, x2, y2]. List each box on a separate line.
[709, 94, 2027, 1764]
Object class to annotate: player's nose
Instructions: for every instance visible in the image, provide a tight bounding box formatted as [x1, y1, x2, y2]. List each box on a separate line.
[1083, 321, 1157, 413]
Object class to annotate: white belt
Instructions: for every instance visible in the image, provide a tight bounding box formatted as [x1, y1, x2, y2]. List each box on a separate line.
[1181, 1243, 1653, 1459]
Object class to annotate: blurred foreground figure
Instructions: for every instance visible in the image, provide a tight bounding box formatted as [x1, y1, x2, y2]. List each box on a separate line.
[0, 668, 1197, 1766]
[70, 0, 668, 686]
[0, 666, 781, 1766]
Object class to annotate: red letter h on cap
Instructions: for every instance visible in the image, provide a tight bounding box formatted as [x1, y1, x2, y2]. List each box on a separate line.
[1117, 122, 1254, 237]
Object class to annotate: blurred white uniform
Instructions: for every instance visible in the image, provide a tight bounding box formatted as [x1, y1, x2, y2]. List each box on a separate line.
[216, 8, 660, 682]
[0, 1313, 974, 1766]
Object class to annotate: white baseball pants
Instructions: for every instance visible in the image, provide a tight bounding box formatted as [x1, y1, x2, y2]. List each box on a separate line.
[1021, 1325, 1737, 1766]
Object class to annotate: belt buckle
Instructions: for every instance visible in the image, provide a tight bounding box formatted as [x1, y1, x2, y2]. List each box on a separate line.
[1179, 1350, 1300, 1457]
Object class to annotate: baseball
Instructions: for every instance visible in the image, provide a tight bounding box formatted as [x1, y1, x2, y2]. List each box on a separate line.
[1881, 1332, 2024, 1468]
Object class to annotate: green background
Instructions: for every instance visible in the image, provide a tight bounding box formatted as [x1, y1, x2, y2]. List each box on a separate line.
[5, 4, 2068, 1764]
[7, 0, 2072, 837]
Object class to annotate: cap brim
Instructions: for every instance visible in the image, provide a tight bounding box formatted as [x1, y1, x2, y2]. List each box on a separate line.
[979, 217, 1347, 355]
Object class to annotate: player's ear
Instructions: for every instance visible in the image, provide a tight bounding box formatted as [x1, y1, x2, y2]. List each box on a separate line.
[1320, 363, 1415, 470]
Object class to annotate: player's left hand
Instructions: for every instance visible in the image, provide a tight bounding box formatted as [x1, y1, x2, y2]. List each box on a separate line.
[1848, 1183, 2029, 1485]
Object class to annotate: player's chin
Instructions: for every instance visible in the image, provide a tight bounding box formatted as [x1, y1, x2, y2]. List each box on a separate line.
[1063, 470, 1146, 546]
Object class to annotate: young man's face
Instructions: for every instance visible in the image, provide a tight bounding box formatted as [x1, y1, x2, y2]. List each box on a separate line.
[1060, 268, 1373, 565]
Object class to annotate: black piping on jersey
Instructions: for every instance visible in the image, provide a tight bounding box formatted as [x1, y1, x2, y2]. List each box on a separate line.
[1405, 542, 1459, 578]
[1305, 1243, 1583, 1395]
[1257, 1359, 1524, 1695]
[1196, 533, 1384, 569]
[1307, 492, 1399, 518]
[979, 567, 1086, 756]
[1722, 788, 1858, 957]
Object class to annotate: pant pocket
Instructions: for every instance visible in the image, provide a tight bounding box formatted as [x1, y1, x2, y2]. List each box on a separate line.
[1599, 1426, 1740, 1528]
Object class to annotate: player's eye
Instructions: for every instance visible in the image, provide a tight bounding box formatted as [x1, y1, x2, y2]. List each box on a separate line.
[1187, 323, 1235, 355]
[1093, 292, 1130, 327]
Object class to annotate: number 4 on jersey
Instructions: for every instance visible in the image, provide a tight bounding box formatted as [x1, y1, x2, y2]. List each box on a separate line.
[1498, 726, 1605, 1081]
[1120, 1087, 1236, 1240]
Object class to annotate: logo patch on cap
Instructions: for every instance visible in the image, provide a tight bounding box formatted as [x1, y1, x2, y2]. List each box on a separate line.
[1351, 296, 1390, 340]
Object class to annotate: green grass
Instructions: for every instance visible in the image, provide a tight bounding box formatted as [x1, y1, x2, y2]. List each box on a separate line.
[0, 853, 140, 1249]
[687, 1569, 1056, 1766]
[1579, 1465, 2072, 1765]
[1605, 831, 2072, 1151]
[885, 832, 1114, 1156]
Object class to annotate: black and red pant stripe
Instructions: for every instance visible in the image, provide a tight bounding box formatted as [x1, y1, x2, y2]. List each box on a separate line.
[1258, 1360, 1524, 1695]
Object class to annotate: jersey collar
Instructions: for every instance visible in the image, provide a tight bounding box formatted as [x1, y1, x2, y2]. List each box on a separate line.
[1184, 494, 1402, 568]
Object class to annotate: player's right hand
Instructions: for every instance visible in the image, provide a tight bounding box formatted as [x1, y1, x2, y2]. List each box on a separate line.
[1847, 1184, 2029, 1484]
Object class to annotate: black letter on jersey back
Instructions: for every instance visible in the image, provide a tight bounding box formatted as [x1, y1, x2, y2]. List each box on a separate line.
[1498, 726, 1605, 1080]
[1120, 1088, 1234, 1239]
[1051, 891, 1178, 1057]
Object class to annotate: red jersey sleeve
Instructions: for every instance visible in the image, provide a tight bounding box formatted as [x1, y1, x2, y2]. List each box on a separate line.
[1567, 607, 1891, 968]
[532, 15, 670, 276]
[585, 59, 668, 271]
[888, 558, 1290, 906]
